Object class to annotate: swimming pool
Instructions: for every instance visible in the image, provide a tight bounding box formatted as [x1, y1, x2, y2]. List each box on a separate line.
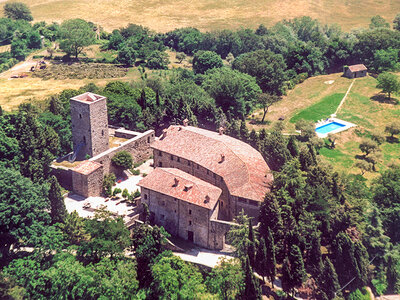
[314, 118, 356, 138]
[315, 122, 346, 134]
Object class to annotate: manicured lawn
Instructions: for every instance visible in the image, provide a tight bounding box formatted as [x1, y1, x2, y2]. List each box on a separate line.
[290, 93, 344, 123]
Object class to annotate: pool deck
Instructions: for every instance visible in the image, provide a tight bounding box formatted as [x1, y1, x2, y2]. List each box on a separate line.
[315, 117, 356, 138]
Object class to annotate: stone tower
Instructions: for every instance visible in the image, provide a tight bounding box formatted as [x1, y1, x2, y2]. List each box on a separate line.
[70, 92, 109, 161]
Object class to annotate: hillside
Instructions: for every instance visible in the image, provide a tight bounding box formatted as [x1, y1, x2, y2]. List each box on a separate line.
[3, 0, 400, 32]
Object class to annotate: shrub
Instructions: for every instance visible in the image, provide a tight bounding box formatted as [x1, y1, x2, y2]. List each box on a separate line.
[133, 189, 141, 198]
[130, 169, 140, 176]
[111, 151, 133, 170]
[113, 188, 122, 196]
[122, 188, 129, 199]
[103, 173, 116, 197]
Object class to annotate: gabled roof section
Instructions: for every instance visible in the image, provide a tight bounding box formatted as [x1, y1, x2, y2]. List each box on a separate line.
[138, 168, 221, 209]
[72, 160, 102, 175]
[348, 64, 367, 72]
[151, 126, 272, 201]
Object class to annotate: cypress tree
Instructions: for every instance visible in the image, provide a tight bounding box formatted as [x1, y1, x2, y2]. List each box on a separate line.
[333, 232, 359, 288]
[249, 129, 259, 149]
[265, 228, 277, 288]
[259, 193, 283, 243]
[289, 244, 306, 288]
[319, 257, 341, 299]
[354, 241, 369, 288]
[247, 219, 255, 268]
[243, 255, 261, 300]
[240, 120, 249, 143]
[386, 252, 400, 294]
[287, 135, 299, 157]
[307, 233, 323, 276]
[259, 128, 267, 142]
[255, 237, 268, 282]
[281, 257, 293, 296]
[49, 175, 67, 223]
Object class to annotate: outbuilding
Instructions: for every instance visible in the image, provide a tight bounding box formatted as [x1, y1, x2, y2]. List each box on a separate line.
[343, 64, 367, 78]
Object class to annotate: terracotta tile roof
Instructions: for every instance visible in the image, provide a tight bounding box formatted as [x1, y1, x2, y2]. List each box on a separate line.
[72, 160, 102, 175]
[71, 92, 106, 103]
[348, 64, 367, 72]
[151, 126, 272, 202]
[138, 168, 222, 209]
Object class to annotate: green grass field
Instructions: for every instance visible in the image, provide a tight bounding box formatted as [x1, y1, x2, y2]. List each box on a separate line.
[250, 72, 400, 180]
[3, 0, 400, 32]
[290, 93, 345, 123]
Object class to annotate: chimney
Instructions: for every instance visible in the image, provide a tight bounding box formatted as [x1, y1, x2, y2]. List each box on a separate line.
[173, 177, 179, 187]
[183, 118, 189, 126]
[219, 127, 224, 135]
[219, 154, 225, 163]
[184, 184, 193, 191]
[204, 195, 210, 203]
[162, 129, 167, 139]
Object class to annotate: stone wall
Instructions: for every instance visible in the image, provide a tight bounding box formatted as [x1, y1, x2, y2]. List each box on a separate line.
[90, 129, 155, 177]
[51, 167, 72, 190]
[71, 165, 104, 198]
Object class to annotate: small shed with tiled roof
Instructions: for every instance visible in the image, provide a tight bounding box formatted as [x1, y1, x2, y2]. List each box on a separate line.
[344, 64, 367, 78]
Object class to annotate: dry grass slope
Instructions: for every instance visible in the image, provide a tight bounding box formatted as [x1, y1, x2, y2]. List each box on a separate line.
[3, 0, 400, 32]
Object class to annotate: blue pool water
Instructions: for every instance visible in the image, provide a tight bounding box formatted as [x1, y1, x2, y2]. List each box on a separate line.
[315, 122, 346, 134]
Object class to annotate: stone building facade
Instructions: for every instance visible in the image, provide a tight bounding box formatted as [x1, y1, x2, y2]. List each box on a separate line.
[344, 64, 367, 79]
[138, 124, 273, 249]
[52, 92, 154, 198]
[70, 93, 109, 160]
[138, 168, 228, 249]
[71, 161, 103, 197]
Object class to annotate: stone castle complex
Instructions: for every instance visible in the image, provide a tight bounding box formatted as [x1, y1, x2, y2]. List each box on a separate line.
[55, 92, 273, 250]
[138, 124, 273, 249]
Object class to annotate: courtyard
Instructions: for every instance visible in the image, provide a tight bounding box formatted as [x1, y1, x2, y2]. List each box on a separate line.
[64, 159, 153, 222]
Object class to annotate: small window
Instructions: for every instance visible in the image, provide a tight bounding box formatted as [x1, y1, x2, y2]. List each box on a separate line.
[187, 161, 191, 166]
[197, 164, 199, 169]
[147, 137, 150, 143]
[189, 220, 192, 226]
[177, 157, 180, 162]
[221, 202, 224, 208]
[170, 155, 173, 161]
[174, 210, 176, 213]
[159, 151, 162, 156]
[207, 170, 209, 175]
[189, 209, 192, 215]
[144, 194, 148, 200]
[79, 114, 82, 119]
[158, 162, 162, 167]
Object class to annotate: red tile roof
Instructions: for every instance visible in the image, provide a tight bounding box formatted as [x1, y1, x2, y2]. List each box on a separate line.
[348, 64, 367, 72]
[72, 160, 102, 175]
[138, 168, 222, 209]
[151, 126, 273, 202]
[71, 92, 106, 103]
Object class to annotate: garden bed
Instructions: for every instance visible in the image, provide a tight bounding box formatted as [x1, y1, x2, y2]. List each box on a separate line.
[32, 62, 128, 80]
